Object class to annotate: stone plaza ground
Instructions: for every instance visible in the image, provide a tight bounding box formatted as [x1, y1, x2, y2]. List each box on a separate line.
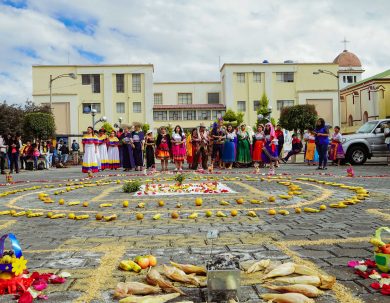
[0, 163, 390, 303]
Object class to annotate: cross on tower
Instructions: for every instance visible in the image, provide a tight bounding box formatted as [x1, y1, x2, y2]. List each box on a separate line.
[341, 37, 350, 51]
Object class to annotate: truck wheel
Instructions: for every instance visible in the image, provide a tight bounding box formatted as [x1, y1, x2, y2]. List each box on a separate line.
[347, 145, 367, 165]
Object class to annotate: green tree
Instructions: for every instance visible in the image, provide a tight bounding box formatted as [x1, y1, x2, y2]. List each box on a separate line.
[236, 112, 244, 126]
[223, 109, 237, 122]
[278, 104, 318, 137]
[256, 93, 275, 126]
[142, 123, 150, 134]
[23, 112, 56, 141]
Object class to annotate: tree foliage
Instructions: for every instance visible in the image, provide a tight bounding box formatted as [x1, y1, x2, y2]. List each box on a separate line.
[23, 112, 56, 141]
[222, 109, 244, 127]
[0, 101, 51, 136]
[256, 93, 275, 126]
[278, 104, 318, 136]
[142, 123, 150, 134]
[101, 122, 114, 134]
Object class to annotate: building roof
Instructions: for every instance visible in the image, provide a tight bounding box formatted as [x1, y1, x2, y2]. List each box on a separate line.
[341, 69, 390, 91]
[33, 64, 154, 67]
[153, 104, 226, 110]
[154, 81, 221, 85]
[333, 50, 361, 67]
[220, 62, 336, 71]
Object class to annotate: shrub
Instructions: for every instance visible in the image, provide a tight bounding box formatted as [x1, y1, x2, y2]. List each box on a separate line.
[123, 180, 142, 193]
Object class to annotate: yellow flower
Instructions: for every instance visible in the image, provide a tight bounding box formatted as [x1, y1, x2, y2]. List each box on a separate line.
[11, 256, 28, 276]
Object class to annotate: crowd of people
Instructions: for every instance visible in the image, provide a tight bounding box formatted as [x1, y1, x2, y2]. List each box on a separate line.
[79, 117, 348, 175]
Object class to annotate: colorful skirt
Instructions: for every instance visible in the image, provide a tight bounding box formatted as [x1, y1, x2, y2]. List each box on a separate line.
[172, 144, 186, 161]
[305, 142, 316, 161]
[329, 141, 345, 160]
[252, 140, 264, 162]
[98, 144, 109, 170]
[107, 146, 120, 169]
[262, 143, 278, 164]
[237, 140, 251, 164]
[222, 141, 235, 163]
[82, 144, 98, 173]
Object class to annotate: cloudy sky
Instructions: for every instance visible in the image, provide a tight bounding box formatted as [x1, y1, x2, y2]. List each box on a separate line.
[1, 0, 389, 104]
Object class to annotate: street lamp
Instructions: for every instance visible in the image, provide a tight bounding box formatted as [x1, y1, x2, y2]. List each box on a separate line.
[257, 105, 273, 123]
[313, 69, 340, 126]
[49, 73, 77, 112]
[114, 117, 123, 128]
[91, 109, 107, 130]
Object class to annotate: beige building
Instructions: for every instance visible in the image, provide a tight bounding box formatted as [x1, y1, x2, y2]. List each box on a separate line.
[33, 50, 357, 141]
[340, 69, 390, 133]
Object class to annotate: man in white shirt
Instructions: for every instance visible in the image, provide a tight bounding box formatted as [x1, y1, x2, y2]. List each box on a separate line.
[0, 136, 7, 174]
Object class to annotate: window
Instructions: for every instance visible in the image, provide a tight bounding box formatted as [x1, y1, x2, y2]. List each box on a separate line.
[153, 111, 167, 121]
[133, 102, 141, 113]
[277, 100, 294, 110]
[116, 74, 124, 93]
[132, 74, 141, 93]
[343, 76, 346, 83]
[253, 72, 261, 82]
[169, 111, 182, 120]
[154, 93, 163, 105]
[276, 72, 294, 82]
[82, 74, 91, 85]
[198, 110, 211, 120]
[253, 100, 260, 111]
[183, 110, 196, 120]
[237, 101, 246, 112]
[82, 103, 101, 114]
[178, 93, 192, 104]
[354, 76, 357, 82]
[346, 76, 353, 83]
[363, 111, 368, 123]
[348, 115, 353, 127]
[212, 110, 226, 120]
[92, 74, 100, 93]
[116, 102, 125, 113]
[208, 93, 220, 104]
[237, 73, 245, 83]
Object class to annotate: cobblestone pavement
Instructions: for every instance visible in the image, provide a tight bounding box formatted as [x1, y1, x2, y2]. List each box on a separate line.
[0, 163, 389, 302]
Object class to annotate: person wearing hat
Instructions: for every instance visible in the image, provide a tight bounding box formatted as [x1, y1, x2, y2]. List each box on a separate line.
[119, 125, 135, 171]
[97, 129, 109, 170]
[131, 122, 145, 171]
[107, 130, 120, 170]
[236, 123, 252, 167]
[155, 126, 171, 171]
[192, 122, 209, 170]
[145, 130, 155, 170]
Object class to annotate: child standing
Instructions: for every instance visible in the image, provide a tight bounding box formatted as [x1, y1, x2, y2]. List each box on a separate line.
[329, 126, 345, 166]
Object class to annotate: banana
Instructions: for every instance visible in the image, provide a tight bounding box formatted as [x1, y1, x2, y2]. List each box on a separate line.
[75, 215, 90, 220]
[329, 203, 348, 208]
[303, 207, 320, 213]
[279, 195, 292, 200]
[247, 211, 257, 217]
[119, 260, 142, 272]
[370, 237, 385, 247]
[68, 201, 80, 206]
[27, 212, 44, 217]
[99, 203, 112, 208]
[250, 199, 263, 204]
[50, 213, 66, 219]
[104, 214, 117, 221]
[219, 200, 230, 206]
[216, 211, 227, 217]
[153, 214, 161, 220]
[188, 212, 198, 219]
[12, 211, 26, 217]
[137, 202, 145, 208]
[0, 211, 11, 216]
[278, 210, 289, 215]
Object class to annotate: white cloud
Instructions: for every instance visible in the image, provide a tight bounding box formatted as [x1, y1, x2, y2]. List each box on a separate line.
[0, 0, 389, 104]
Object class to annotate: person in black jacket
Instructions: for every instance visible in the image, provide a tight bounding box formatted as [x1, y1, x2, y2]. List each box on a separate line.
[7, 134, 20, 173]
[60, 142, 70, 164]
[281, 134, 303, 163]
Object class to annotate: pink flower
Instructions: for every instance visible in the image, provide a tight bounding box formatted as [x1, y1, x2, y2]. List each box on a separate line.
[348, 260, 361, 267]
[32, 280, 48, 291]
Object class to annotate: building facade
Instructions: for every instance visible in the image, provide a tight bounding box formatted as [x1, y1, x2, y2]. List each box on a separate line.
[340, 69, 390, 133]
[33, 56, 347, 141]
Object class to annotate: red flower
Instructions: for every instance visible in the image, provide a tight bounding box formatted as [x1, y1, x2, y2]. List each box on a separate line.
[49, 276, 66, 284]
[18, 291, 33, 303]
[371, 282, 381, 289]
[355, 269, 370, 279]
[381, 284, 390, 295]
[365, 260, 376, 268]
[382, 273, 390, 278]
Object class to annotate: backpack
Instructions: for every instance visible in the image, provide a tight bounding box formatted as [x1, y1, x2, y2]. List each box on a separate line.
[72, 142, 79, 151]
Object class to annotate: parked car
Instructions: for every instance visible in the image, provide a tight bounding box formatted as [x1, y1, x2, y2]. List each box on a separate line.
[342, 119, 390, 165]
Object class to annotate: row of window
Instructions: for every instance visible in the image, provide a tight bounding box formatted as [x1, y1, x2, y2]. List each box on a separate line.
[236, 100, 294, 112]
[153, 110, 226, 121]
[236, 72, 294, 83]
[343, 75, 357, 84]
[81, 74, 142, 94]
[153, 92, 220, 105]
[82, 102, 142, 114]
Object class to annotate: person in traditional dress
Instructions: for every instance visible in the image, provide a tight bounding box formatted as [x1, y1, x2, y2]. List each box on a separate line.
[171, 125, 186, 172]
[210, 121, 225, 169]
[82, 126, 98, 173]
[304, 127, 318, 166]
[97, 129, 109, 170]
[117, 128, 124, 166]
[192, 123, 209, 170]
[107, 130, 120, 170]
[262, 123, 278, 175]
[120, 125, 135, 172]
[131, 122, 145, 171]
[222, 124, 236, 169]
[236, 123, 252, 167]
[145, 130, 156, 170]
[252, 124, 265, 167]
[186, 129, 195, 169]
[155, 126, 171, 171]
[328, 126, 345, 166]
[315, 118, 330, 170]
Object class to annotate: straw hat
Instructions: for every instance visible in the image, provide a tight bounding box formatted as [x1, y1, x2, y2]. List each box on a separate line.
[133, 122, 142, 128]
[199, 122, 206, 128]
